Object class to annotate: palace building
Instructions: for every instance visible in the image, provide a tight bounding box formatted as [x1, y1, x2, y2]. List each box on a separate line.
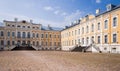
[0, 4, 120, 53]
[61, 4, 120, 53]
[0, 19, 61, 50]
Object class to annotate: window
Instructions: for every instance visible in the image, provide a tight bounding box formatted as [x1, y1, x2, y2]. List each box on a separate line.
[104, 20, 108, 29]
[7, 41, 10, 45]
[113, 17, 117, 27]
[28, 26, 30, 28]
[86, 26, 89, 33]
[98, 22, 100, 30]
[69, 32, 71, 36]
[91, 24, 94, 32]
[11, 32, 14, 37]
[91, 36, 94, 43]
[41, 41, 43, 46]
[12, 41, 15, 45]
[50, 34, 52, 38]
[82, 38, 84, 44]
[7, 24, 10, 26]
[46, 34, 48, 38]
[17, 32, 21, 38]
[33, 33, 35, 37]
[17, 25, 21, 28]
[27, 41, 30, 45]
[22, 32, 26, 38]
[12, 25, 15, 27]
[72, 31, 73, 36]
[75, 40, 76, 45]
[1, 31, 4, 36]
[33, 41, 35, 46]
[36, 41, 39, 46]
[78, 29, 80, 35]
[104, 35, 108, 43]
[75, 30, 77, 35]
[36, 33, 39, 38]
[98, 36, 100, 44]
[72, 40, 74, 45]
[58, 42, 60, 46]
[22, 40, 26, 45]
[41, 34, 44, 38]
[54, 35, 56, 38]
[82, 27, 84, 34]
[27, 32, 30, 38]
[8, 32, 10, 37]
[113, 33, 117, 43]
[78, 39, 80, 44]
[17, 40, 21, 45]
[1, 40, 4, 45]
[86, 37, 89, 45]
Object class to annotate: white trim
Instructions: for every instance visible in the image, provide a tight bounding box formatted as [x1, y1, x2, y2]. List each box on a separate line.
[112, 15, 118, 28]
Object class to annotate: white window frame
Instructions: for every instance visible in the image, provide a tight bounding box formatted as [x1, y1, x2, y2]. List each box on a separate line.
[104, 19, 108, 30]
[112, 15, 118, 28]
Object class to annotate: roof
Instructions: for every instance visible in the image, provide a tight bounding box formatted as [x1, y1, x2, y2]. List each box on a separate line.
[96, 4, 120, 17]
[61, 4, 120, 31]
[41, 26, 62, 31]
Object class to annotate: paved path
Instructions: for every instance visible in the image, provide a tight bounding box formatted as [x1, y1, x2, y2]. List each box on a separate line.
[0, 51, 120, 71]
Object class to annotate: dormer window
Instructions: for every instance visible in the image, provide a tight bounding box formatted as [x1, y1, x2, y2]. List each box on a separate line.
[106, 4, 116, 11]
[22, 20, 26, 23]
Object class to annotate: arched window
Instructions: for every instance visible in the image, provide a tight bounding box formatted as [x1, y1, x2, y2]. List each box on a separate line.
[8, 32, 10, 37]
[36, 33, 39, 38]
[17, 32, 21, 38]
[27, 32, 30, 38]
[86, 26, 89, 33]
[98, 22, 100, 30]
[1, 31, 4, 36]
[36, 41, 39, 46]
[33, 33, 35, 37]
[22, 32, 26, 38]
[113, 17, 117, 27]
[91, 24, 94, 32]
[104, 20, 108, 29]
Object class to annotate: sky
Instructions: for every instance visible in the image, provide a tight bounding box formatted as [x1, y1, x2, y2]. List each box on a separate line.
[0, 0, 120, 28]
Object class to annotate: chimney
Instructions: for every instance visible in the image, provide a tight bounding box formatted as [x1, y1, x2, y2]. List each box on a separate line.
[96, 9, 100, 15]
[30, 19, 33, 24]
[14, 18, 18, 22]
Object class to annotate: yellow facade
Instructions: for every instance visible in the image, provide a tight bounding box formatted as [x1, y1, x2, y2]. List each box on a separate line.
[61, 4, 120, 53]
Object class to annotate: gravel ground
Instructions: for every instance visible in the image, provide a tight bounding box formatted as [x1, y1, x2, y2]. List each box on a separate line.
[0, 51, 120, 71]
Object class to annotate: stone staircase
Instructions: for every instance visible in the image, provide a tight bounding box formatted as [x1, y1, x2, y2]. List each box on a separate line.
[11, 45, 36, 51]
[70, 45, 86, 52]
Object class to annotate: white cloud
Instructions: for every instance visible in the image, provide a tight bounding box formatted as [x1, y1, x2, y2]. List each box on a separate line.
[54, 10, 60, 15]
[64, 10, 83, 24]
[96, 0, 101, 3]
[61, 12, 67, 16]
[0, 12, 64, 28]
[43, 6, 54, 11]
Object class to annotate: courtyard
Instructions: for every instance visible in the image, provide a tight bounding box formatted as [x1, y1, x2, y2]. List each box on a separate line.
[0, 51, 120, 71]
